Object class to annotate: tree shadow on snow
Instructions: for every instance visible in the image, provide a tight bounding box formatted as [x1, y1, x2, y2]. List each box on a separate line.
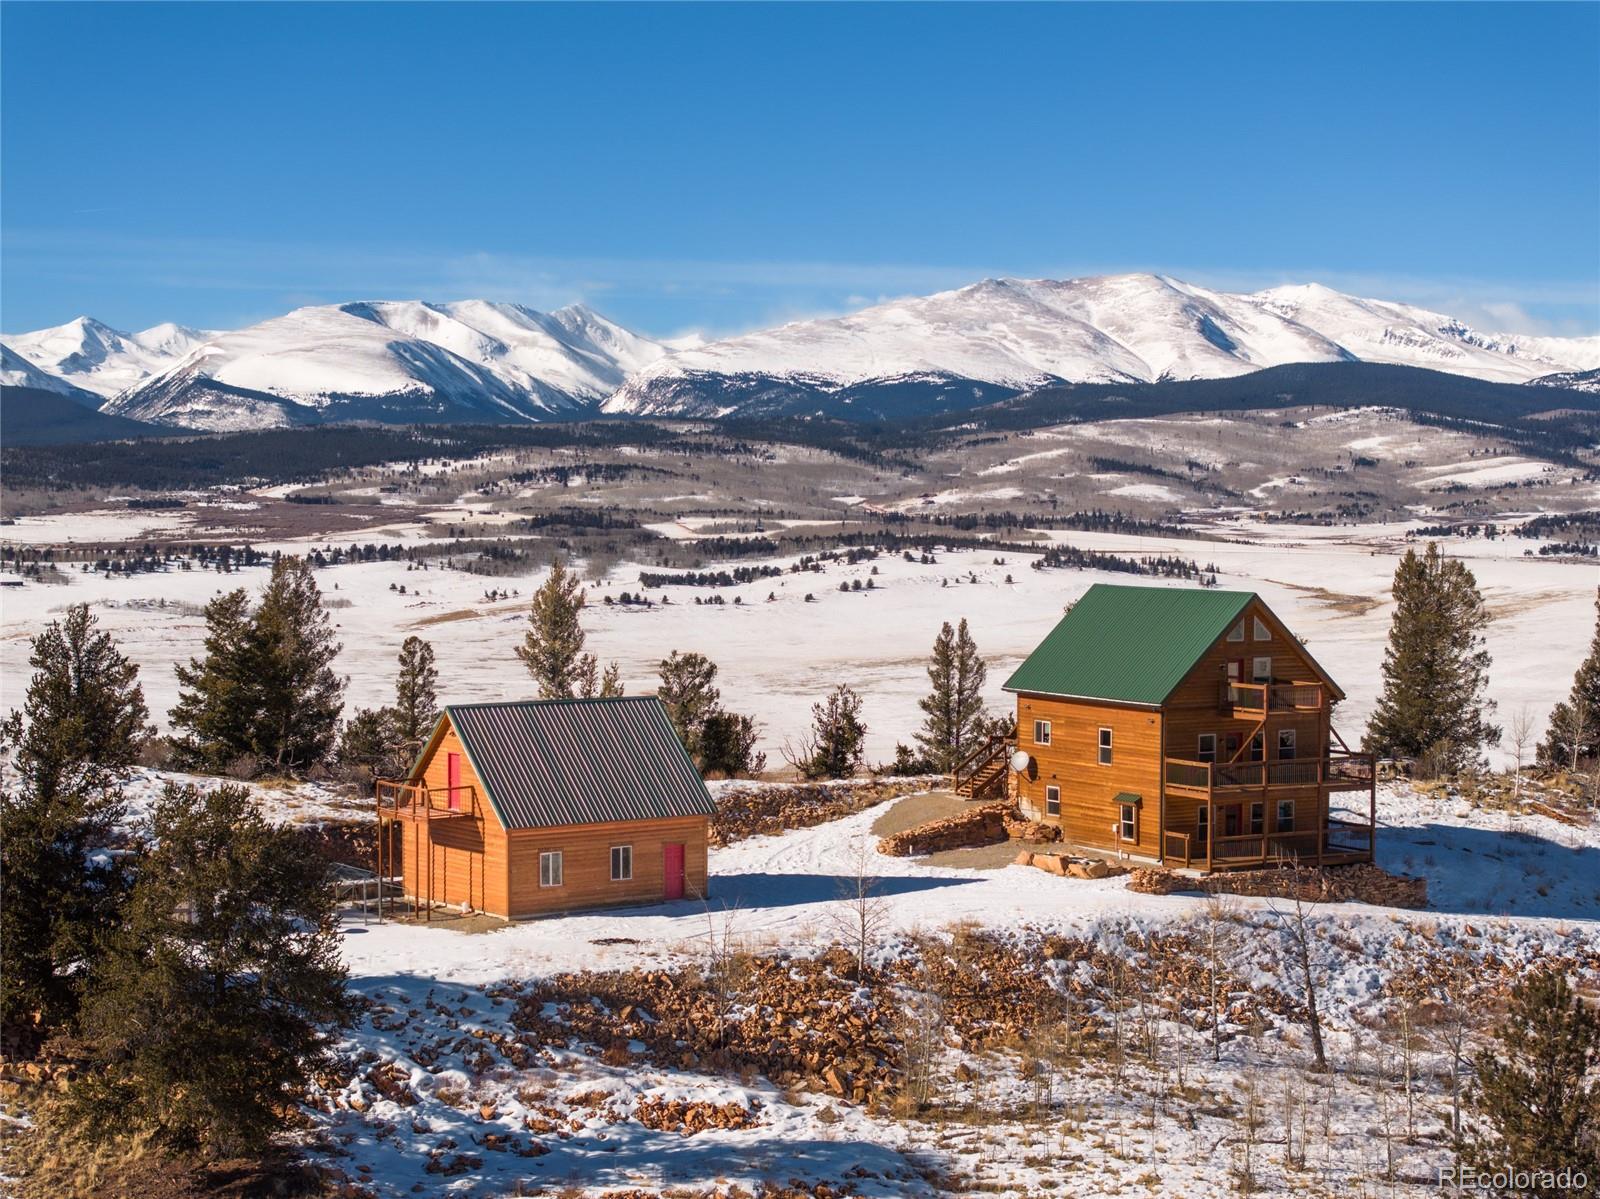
[1379, 821, 1600, 920]
[708, 871, 977, 911]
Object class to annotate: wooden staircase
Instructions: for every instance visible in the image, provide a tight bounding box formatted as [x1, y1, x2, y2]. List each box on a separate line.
[952, 735, 1013, 799]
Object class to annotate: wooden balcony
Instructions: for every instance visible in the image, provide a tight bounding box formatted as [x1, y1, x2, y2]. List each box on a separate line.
[1161, 819, 1375, 871]
[1164, 749, 1374, 800]
[1221, 679, 1324, 718]
[375, 778, 479, 822]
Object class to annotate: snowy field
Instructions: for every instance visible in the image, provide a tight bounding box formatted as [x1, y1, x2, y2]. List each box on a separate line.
[2, 511, 1593, 770]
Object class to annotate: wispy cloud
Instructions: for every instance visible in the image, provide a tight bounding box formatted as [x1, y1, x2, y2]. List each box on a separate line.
[3, 228, 1596, 338]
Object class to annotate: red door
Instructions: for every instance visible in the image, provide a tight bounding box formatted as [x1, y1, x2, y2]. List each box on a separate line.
[662, 843, 685, 900]
[446, 752, 462, 809]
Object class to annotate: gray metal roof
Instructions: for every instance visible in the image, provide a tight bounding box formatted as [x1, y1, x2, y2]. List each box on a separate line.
[441, 696, 716, 831]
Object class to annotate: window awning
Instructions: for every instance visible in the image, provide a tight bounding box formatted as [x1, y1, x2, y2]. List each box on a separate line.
[1114, 792, 1142, 808]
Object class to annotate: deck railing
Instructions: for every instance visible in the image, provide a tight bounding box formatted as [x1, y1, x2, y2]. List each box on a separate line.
[1165, 750, 1374, 798]
[1222, 680, 1324, 716]
[1162, 823, 1375, 871]
[375, 778, 479, 821]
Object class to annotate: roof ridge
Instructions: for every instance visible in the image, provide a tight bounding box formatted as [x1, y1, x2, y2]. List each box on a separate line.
[444, 694, 658, 711]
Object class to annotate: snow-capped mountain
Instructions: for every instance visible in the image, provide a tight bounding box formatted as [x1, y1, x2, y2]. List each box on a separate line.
[104, 301, 671, 431]
[1, 344, 98, 401]
[605, 274, 1600, 418]
[1, 316, 211, 399]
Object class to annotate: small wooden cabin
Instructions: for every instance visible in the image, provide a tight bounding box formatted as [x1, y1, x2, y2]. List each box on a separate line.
[955, 584, 1376, 872]
[376, 696, 715, 919]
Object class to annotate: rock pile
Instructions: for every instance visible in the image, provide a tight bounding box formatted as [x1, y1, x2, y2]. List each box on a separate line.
[1014, 851, 1125, 879]
[632, 1096, 762, 1134]
[876, 801, 1013, 856]
[712, 778, 939, 845]
[517, 949, 901, 1105]
[1126, 862, 1428, 908]
[1003, 816, 1062, 843]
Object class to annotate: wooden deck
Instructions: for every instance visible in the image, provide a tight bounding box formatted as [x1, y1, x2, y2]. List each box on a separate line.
[1161, 818, 1375, 871]
[1163, 749, 1375, 799]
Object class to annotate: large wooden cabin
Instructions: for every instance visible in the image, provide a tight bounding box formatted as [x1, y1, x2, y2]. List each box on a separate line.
[375, 696, 714, 919]
[955, 584, 1376, 872]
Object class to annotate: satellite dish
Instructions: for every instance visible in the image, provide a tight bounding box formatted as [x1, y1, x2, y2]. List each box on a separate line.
[1010, 750, 1032, 773]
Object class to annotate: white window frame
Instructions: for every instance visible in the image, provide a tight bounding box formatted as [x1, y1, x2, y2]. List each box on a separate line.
[1118, 802, 1138, 843]
[1045, 785, 1061, 816]
[539, 850, 563, 888]
[1033, 719, 1051, 746]
[1253, 616, 1271, 641]
[1226, 621, 1245, 643]
[1097, 727, 1113, 765]
[1276, 799, 1295, 831]
[1197, 733, 1216, 763]
[1277, 729, 1296, 761]
[609, 844, 633, 882]
[1252, 656, 1272, 683]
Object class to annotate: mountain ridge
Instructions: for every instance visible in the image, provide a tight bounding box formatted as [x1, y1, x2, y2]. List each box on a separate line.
[7, 274, 1599, 430]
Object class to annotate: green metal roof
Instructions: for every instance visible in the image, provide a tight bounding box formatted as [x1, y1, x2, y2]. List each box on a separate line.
[1003, 584, 1256, 706]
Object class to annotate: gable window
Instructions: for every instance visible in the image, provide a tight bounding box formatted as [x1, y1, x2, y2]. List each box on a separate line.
[1276, 799, 1295, 831]
[539, 850, 564, 887]
[610, 845, 633, 882]
[1249, 801, 1265, 835]
[1197, 733, 1217, 763]
[1253, 616, 1271, 641]
[1252, 656, 1272, 683]
[1226, 621, 1245, 643]
[1277, 729, 1296, 761]
[1098, 728, 1113, 765]
[1045, 785, 1061, 816]
[1248, 732, 1265, 762]
[1118, 802, 1138, 843]
[1033, 719, 1051, 746]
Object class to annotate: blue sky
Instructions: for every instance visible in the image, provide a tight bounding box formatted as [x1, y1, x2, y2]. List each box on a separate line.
[3, 2, 1597, 338]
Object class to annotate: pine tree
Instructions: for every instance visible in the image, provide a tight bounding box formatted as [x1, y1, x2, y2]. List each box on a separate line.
[393, 635, 439, 746]
[2, 603, 151, 800]
[913, 618, 988, 772]
[1469, 971, 1600, 1197]
[657, 651, 722, 760]
[170, 560, 344, 776]
[336, 706, 402, 780]
[247, 557, 344, 773]
[804, 684, 868, 780]
[518, 559, 590, 698]
[575, 653, 624, 699]
[1, 606, 147, 1037]
[170, 589, 255, 773]
[1363, 543, 1499, 773]
[60, 783, 353, 1155]
[699, 710, 765, 777]
[1540, 588, 1600, 768]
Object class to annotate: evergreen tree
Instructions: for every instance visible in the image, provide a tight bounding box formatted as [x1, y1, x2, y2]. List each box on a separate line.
[1540, 588, 1600, 768]
[657, 651, 722, 760]
[699, 710, 765, 777]
[169, 589, 255, 773]
[517, 559, 590, 698]
[1469, 971, 1600, 1197]
[1363, 543, 1499, 773]
[60, 783, 353, 1155]
[1, 607, 147, 1037]
[247, 557, 344, 773]
[393, 635, 439, 746]
[913, 618, 988, 772]
[2, 603, 151, 800]
[575, 653, 624, 699]
[170, 559, 344, 776]
[336, 706, 402, 780]
[804, 684, 868, 779]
